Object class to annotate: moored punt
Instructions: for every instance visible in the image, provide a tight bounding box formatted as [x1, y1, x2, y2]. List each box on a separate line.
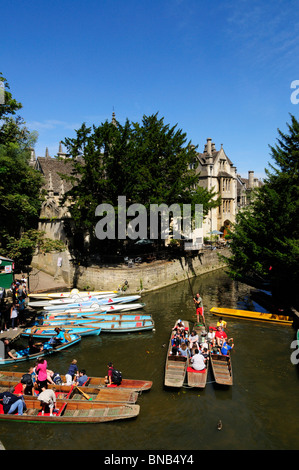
[209, 350, 233, 386]
[210, 307, 293, 325]
[43, 295, 142, 312]
[0, 381, 138, 404]
[28, 293, 118, 308]
[0, 398, 140, 423]
[28, 289, 117, 299]
[0, 370, 153, 392]
[42, 312, 152, 322]
[164, 320, 190, 388]
[77, 319, 154, 333]
[41, 302, 146, 315]
[187, 323, 209, 388]
[0, 335, 81, 365]
[39, 317, 155, 333]
[21, 325, 102, 339]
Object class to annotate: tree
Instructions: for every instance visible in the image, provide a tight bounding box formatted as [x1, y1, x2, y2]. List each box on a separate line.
[61, 113, 220, 254]
[0, 73, 44, 269]
[223, 114, 299, 307]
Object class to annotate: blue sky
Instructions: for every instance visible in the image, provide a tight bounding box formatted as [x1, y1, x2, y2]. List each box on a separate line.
[1, 0, 299, 179]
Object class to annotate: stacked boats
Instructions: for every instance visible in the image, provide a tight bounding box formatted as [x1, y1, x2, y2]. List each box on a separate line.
[26, 289, 155, 337]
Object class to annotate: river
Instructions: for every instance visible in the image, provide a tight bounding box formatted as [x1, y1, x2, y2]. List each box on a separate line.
[0, 269, 298, 451]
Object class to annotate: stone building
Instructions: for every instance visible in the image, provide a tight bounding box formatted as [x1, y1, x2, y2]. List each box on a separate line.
[194, 138, 262, 238]
[30, 134, 262, 246]
[29, 143, 74, 244]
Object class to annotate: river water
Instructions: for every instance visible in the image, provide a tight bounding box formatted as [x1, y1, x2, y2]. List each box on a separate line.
[0, 269, 298, 451]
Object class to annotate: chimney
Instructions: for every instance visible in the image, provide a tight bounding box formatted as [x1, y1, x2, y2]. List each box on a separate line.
[248, 171, 254, 188]
[45, 147, 50, 159]
[206, 138, 212, 155]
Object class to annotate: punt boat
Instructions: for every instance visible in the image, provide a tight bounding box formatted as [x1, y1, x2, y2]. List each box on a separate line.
[187, 322, 209, 388]
[210, 306, 292, 325]
[0, 398, 140, 423]
[0, 370, 153, 392]
[21, 325, 102, 339]
[164, 320, 190, 388]
[0, 334, 81, 365]
[0, 381, 138, 404]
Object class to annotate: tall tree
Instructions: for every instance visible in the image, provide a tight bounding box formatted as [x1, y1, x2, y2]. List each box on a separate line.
[61, 113, 220, 253]
[0, 73, 44, 268]
[223, 114, 299, 307]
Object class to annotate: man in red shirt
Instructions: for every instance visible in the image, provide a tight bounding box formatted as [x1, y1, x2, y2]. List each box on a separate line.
[215, 327, 227, 347]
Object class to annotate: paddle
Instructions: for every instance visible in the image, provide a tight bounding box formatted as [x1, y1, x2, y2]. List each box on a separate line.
[75, 386, 92, 401]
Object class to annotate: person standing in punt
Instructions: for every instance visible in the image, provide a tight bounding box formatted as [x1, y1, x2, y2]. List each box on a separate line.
[193, 293, 205, 325]
[36, 357, 48, 392]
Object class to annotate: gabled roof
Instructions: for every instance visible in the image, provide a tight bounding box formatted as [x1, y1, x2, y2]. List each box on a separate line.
[35, 157, 82, 194]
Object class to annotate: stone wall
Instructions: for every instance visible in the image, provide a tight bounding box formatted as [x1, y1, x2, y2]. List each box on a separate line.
[31, 247, 230, 293]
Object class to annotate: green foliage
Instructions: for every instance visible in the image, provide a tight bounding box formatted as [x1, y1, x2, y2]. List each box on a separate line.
[60, 113, 220, 252]
[3, 230, 66, 271]
[0, 73, 45, 268]
[223, 114, 299, 306]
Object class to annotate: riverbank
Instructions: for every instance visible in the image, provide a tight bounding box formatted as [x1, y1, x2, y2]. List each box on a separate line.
[31, 247, 230, 293]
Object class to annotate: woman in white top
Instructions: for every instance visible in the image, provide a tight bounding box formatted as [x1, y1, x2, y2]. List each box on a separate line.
[10, 302, 18, 330]
[190, 349, 206, 371]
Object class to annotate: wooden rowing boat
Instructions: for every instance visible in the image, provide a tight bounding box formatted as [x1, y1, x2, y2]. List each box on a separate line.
[164, 320, 190, 388]
[41, 318, 155, 333]
[0, 381, 138, 404]
[210, 307, 293, 325]
[209, 349, 233, 386]
[43, 312, 152, 322]
[21, 325, 102, 338]
[28, 289, 117, 299]
[0, 370, 153, 392]
[0, 398, 140, 423]
[43, 295, 142, 312]
[0, 335, 81, 365]
[187, 322, 209, 388]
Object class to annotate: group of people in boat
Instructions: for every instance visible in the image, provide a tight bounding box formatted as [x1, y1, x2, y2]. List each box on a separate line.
[169, 320, 210, 371]
[169, 316, 234, 371]
[0, 357, 88, 416]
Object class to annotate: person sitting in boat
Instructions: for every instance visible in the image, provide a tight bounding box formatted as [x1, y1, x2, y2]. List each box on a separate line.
[28, 335, 43, 354]
[0, 391, 26, 416]
[171, 331, 181, 348]
[65, 359, 79, 385]
[188, 331, 199, 351]
[217, 317, 227, 331]
[215, 327, 227, 347]
[207, 327, 216, 347]
[49, 328, 67, 346]
[1, 338, 18, 360]
[220, 338, 234, 356]
[190, 349, 206, 371]
[172, 320, 185, 334]
[74, 369, 88, 386]
[177, 342, 189, 358]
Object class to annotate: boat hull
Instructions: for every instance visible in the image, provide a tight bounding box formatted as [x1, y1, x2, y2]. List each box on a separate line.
[164, 320, 190, 388]
[0, 370, 153, 392]
[210, 307, 292, 324]
[0, 336, 81, 365]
